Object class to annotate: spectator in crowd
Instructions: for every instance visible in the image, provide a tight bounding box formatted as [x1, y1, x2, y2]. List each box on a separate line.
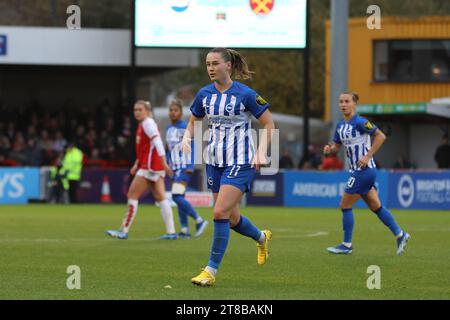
[105, 117, 115, 135]
[38, 129, 55, 164]
[62, 142, 84, 204]
[9, 133, 28, 165]
[98, 130, 115, 160]
[115, 135, 132, 161]
[67, 118, 78, 140]
[90, 148, 102, 161]
[104, 141, 116, 161]
[279, 149, 294, 169]
[298, 145, 322, 170]
[0, 101, 131, 167]
[0, 135, 11, 159]
[48, 155, 69, 204]
[46, 115, 60, 133]
[298, 154, 314, 170]
[393, 155, 413, 169]
[6, 122, 16, 141]
[121, 115, 132, 138]
[25, 138, 44, 166]
[26, 126, 38, 141]
[85, 129, 98, 157]
[74, 125, 87, 152]
[434, 134, 450, 169]
[320, 153, 344, 171]
[52, 130, 67, 153]
[29, 112, 41, 133]
[86, 119, 96, 132]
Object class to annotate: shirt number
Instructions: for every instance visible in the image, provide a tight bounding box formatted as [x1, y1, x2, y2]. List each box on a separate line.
[347, 177, 356, 188]
[228, 165, 241, 178]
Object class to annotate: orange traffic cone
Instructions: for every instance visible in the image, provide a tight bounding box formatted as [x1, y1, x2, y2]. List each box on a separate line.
[101, 176, 112, 203]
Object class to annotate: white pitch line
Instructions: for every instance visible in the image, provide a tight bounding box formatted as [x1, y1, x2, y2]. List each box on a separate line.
[0, 231, 330, 242]
[273, 231, 329, 239]
[305, 231, 329, 237]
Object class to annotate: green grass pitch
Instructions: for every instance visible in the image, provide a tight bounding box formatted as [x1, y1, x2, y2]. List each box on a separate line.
[0, 204, 449, 300]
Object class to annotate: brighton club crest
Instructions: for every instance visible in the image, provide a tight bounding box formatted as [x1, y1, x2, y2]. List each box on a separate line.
[250, 0, 274, 16]
[171, 0, 190, 13]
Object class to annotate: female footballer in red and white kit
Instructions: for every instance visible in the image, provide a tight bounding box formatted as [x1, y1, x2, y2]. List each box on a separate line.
[106, 100, 178, 240]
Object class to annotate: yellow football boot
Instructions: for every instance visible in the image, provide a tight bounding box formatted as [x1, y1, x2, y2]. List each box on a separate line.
[191, 269, 216, 287]
[256, 230, 272, 265]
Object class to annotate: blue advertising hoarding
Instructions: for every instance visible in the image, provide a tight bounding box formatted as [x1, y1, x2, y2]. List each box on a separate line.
[0, 35, 7, 56]
[0, 168, 40, 204]
[283, 170, 389, 208]
[388, 172, 450, 210]
[247, 172, 284, 206]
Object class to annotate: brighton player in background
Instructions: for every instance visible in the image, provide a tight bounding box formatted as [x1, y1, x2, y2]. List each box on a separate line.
[324, 91, 410, 255]
[182, 48, 275, 286]
[166, 99, 208, 239]
[106, 100, 178, 240]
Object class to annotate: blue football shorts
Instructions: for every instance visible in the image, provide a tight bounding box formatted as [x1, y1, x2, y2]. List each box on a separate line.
[172, 169, 193, 184]
[345, 168, 377, 196]
[206, 164, 256, 194]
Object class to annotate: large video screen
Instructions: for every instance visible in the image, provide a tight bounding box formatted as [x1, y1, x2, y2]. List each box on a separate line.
[135, 0, 307, 49]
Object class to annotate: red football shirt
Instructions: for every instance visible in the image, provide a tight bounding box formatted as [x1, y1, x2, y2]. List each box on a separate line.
[136, 118, 164, 171]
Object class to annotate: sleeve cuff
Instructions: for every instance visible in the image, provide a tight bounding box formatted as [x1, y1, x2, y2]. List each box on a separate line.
[254, 105, 269, 119]
[190, 109, 205, 118]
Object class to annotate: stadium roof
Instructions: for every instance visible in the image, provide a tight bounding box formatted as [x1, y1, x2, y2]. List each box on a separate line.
[0, 26, 199, 68]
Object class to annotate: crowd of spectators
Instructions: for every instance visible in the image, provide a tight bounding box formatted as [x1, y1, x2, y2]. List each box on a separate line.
[279, 145, 344, 171]
[0, 100, 133, 167]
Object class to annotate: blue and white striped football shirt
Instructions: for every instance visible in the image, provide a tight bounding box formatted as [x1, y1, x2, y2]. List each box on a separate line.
[333, 114, 377, 172]
[166, 120, 194, 171]
[190, 81, 269, 167]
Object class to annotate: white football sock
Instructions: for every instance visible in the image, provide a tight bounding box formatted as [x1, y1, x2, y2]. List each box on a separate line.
[121, 199, 138, 234]
[257, 231, 266, 244]
[158, 199, 176, 234]
[343, 242, 352, 248]
[181, 227, 189, 234]
[205, 266, 217, 277]
[196, 216, 204, 224]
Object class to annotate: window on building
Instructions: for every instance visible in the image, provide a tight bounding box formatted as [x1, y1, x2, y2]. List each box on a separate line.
[373, 40, 450, 82]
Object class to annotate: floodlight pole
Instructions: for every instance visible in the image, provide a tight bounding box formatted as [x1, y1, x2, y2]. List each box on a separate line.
[330, 0, 349, 133]
[129, 0, 137, 109]
[302, 0, 311, 163]
[330, 0, 349, 168]
[129, 0, 137, 165]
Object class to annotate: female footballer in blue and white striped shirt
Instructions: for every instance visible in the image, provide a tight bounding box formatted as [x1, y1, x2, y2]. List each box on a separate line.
[183, 48, 275, 286]
[324, 91, 410, 255]
[166, 100, 208, 239]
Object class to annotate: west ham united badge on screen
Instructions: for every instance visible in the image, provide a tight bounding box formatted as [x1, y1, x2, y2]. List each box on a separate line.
[250, 0, 275, 16]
